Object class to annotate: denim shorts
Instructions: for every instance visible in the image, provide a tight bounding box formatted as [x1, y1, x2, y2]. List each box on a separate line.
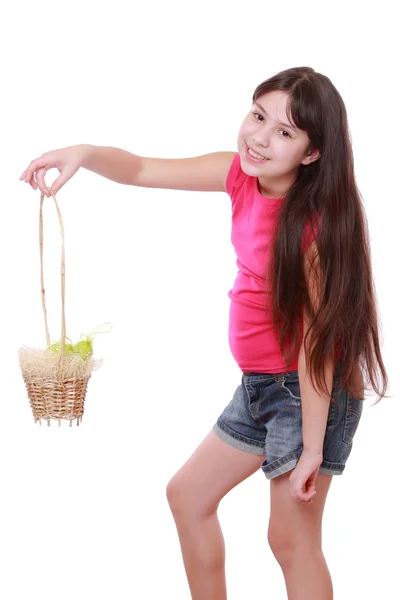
[213, 359, 364, 480]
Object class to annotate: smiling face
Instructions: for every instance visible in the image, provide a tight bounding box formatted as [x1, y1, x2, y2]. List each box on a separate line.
[237, 90, 320, 198]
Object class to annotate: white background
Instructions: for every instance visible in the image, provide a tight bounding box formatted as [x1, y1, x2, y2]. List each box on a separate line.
[1, 0, 398, 598]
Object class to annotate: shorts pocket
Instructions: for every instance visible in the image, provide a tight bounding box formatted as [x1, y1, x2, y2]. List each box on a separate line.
[243, 381, 264, 422]
[343, 393, 364, 445]
[281, 378, 302, 405]
[282, 377, 337, 424]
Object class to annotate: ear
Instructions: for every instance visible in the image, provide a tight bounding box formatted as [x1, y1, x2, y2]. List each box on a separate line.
[301, 147, 320, 166]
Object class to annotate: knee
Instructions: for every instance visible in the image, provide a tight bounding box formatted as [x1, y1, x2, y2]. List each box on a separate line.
[165, 475, 195, 520]
[166, 475, 217, 522]
[165, 476, 182, 514]
[268, 526, 296, 568]
[268, 524, 321, 569]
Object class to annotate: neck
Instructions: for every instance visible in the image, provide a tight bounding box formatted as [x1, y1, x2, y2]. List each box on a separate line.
[257, 170, 298, 199]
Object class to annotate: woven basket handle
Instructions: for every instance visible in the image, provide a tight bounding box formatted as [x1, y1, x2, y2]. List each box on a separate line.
[39, 188, 67, 361]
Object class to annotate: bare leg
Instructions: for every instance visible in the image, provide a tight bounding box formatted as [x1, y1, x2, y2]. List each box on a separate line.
[268, 471, 333, 600]
[282, 550, 333, 600]
[166, 429, 265, 600]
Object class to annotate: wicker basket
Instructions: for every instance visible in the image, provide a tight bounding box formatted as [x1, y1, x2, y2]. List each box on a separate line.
[19, 188, 93, 427]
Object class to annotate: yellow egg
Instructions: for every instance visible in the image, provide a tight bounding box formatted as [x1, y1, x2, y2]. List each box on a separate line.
[72, 340, 93, 360]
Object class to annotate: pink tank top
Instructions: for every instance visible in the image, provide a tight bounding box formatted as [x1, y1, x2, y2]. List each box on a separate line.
[226, 153, 336, 373]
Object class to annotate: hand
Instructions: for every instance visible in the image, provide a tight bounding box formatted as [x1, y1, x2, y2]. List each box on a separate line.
[19, 144, 92, 197]
[289, 450, 323, 504]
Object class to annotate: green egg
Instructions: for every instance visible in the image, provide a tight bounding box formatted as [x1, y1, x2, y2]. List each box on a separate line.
[47, 339, 74, 355]
[72, 340, 93, 360]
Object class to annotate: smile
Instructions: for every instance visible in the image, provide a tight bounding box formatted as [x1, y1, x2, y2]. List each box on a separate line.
[246, 145, 269, 162]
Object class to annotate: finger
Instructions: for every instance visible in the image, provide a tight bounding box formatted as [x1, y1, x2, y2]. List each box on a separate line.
[24, 157, 47, 185]
[35, 168, 50, 197]
[298, 495, 313, 504]
[295, 486, 315, 502]
[49, 171, 69, 196]
[304, 490, 316, 502]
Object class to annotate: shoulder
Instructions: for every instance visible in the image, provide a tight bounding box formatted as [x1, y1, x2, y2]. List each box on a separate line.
[225, 152, 248, 195]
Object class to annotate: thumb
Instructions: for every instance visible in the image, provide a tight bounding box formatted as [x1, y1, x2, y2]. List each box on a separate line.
[49, 168, 74, 196]
[304, 487, 317, 501]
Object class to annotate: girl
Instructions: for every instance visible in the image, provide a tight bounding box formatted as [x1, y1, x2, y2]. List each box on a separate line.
[20, 66, 388, 600]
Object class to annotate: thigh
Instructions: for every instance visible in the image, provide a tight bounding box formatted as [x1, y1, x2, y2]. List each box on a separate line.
[268, 471, 333, 551]
[166, 429, 265, 517]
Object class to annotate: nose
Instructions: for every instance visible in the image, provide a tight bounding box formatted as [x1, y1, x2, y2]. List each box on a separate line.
[252, 135, 270, 149]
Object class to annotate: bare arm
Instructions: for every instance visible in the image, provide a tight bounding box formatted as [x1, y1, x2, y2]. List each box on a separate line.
[82, 145, 236, 192]
[298, 344, 334, 456]
[21, 144, 236, 197]
[298, 240, 334, 455]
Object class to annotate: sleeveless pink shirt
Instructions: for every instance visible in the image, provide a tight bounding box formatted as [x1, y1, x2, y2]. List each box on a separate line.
[226, 153, 337, 373]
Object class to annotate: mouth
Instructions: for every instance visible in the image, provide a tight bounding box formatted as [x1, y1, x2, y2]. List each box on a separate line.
[246, 144, 270, 163]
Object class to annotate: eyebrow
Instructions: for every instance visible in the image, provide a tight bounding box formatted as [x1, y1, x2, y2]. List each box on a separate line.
[254, 102, 297, 131]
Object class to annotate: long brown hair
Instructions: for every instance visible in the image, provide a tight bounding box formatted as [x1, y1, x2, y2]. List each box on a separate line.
[254, 67, 389, 403]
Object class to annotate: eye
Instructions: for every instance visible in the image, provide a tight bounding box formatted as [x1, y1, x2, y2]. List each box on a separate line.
[252, 112, 264, 121]
[279, 130, 291, 138]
